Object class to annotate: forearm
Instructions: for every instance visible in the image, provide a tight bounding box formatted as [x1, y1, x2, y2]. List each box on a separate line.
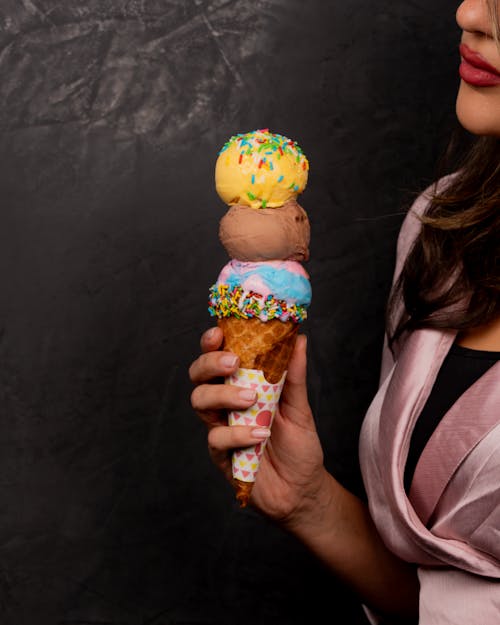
[284, 469, 419, 622]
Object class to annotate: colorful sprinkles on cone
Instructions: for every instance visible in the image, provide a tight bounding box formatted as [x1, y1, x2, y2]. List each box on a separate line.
[208, 283, 307, 323]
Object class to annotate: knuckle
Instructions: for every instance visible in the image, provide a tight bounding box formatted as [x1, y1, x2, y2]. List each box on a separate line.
[188, 357, 200, 383]
[207, 426, 223, 450]
[200, 329, 214, 349]
[190, 386, 204, 412]
[201, 327, 222, 351]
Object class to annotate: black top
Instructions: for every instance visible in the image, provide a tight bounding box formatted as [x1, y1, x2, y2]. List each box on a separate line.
[404, 343, 500, 493]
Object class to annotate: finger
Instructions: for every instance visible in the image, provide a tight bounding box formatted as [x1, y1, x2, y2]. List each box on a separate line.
[189, 350, 240, 385]
[280, 334, 313, 422]
[284, 333, 307, 386]
[200, 326, 224, 353]
[191, 383, 257, 414]
[207, 424, 271, 451]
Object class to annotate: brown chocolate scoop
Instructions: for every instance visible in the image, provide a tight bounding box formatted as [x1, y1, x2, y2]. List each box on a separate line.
[218, 199, 310, 262]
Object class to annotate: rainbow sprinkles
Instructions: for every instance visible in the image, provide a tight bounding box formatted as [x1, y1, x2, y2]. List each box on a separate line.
[215, 129, 309, 209]
[208, 283, 308, 324]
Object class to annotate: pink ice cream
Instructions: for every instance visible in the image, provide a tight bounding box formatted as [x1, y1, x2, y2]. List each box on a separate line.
[209, 259, 311, 323]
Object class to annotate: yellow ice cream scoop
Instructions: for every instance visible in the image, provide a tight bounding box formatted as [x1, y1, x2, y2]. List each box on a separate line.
[215, 129, 309, 209]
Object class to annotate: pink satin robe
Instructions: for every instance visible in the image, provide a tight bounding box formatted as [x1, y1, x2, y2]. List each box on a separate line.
[359, 177, 500, 624]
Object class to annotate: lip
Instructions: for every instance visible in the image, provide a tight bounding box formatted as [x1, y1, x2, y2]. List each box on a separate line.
[459, 43, 500, 87]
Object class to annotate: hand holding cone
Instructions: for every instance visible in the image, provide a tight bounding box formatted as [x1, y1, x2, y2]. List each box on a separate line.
[220, 317, 298, 506]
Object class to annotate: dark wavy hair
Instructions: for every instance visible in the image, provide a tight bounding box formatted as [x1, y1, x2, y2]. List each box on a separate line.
[387, 134, 500, 347]
[490, 0, 500, 45]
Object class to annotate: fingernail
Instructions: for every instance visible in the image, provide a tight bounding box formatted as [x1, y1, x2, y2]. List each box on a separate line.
[221, 354, 238, 368]
[238, 389, 256, 401]
[251, 427, 271, 439]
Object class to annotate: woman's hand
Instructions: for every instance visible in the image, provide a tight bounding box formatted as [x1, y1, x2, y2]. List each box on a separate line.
[190, 327, 420, 620]
[189, 326, 327, 523]
[189, 326, 262, 481]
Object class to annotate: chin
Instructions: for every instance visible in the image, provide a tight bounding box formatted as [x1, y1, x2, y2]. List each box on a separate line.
[456, 82, 500, 138]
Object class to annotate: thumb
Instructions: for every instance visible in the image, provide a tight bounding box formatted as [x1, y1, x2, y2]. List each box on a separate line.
[280, 334, 312, 422]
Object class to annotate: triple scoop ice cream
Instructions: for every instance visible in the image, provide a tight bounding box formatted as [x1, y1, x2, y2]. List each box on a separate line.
[208, 129, 312, 507]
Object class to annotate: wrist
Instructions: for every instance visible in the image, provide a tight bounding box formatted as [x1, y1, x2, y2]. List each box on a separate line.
[281, 467, 338, 540]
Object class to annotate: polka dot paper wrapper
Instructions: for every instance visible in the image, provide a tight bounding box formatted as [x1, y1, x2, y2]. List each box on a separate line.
[226, 367, 286, 483]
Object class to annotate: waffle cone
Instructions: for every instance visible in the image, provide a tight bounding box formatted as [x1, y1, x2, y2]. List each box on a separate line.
[218, 317, 298, 384]
[219, 316, 298, 507]
[232, 478, 254, 508]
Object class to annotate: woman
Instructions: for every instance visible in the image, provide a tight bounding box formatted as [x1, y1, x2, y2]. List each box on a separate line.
[189, 1, 500, 623]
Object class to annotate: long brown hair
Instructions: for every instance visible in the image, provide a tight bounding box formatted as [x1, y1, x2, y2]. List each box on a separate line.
[489, 0, 500, 47]
[387, 134, 500, 347]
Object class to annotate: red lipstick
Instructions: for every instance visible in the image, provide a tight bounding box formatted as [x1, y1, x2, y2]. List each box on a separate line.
[459, 43, 500, 87]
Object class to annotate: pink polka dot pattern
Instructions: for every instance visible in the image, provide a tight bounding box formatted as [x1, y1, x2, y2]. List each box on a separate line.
[226, 367, 287, 483]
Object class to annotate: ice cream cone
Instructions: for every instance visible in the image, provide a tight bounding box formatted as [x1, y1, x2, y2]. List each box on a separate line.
[219, 317, 298, 506]
[218, 317, 298, 384]
[207, 130, 312, 508]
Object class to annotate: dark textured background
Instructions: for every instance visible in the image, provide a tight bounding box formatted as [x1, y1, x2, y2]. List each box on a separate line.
[0, 1, 461, 623]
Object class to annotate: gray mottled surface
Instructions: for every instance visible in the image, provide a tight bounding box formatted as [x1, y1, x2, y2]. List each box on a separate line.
[0, 1, 460, 623]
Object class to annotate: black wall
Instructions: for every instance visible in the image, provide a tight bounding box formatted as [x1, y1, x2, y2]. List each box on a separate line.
[0, 2, 460, 624]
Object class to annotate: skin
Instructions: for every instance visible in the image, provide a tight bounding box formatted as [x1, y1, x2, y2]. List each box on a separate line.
[456, 0, 500, 137]
[189, 330, 419, 620]
[455, 1, 500, 346]
[190, 2, 499, 621]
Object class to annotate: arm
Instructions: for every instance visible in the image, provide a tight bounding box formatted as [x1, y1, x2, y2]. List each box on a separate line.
[285, 469, 419, 622]
[189, 328, 419, 623]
